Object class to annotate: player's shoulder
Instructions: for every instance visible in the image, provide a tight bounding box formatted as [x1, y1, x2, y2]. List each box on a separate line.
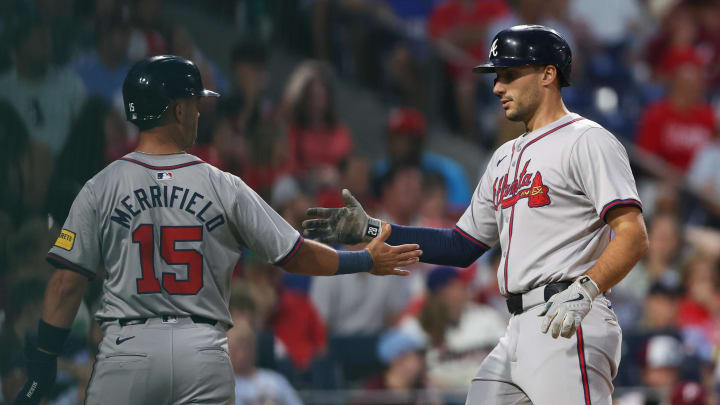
[567, 115, 621, 144]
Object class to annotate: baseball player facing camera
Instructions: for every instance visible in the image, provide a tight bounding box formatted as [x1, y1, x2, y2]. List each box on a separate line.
[304, 25, 649, 405]
[14, 55, 422, 405]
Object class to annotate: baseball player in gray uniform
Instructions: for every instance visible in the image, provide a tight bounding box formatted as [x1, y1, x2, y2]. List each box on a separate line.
[302, 25, 649, 405]
[13, 55, 422, 405]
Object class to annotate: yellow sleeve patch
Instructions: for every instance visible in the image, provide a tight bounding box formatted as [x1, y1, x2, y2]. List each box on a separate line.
[54, 229, 76, 251]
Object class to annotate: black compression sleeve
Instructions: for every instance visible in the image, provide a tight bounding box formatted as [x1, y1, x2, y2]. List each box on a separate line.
[385, 224, 489, 267]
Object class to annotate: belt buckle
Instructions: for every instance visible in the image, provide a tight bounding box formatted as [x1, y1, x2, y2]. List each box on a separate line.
[162, 315, 179, 324]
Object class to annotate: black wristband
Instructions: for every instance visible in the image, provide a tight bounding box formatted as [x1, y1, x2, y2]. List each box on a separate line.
[37, 320, 70, 355]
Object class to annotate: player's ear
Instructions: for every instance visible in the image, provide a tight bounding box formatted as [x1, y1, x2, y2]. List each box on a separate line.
[541, 65, 558, 88]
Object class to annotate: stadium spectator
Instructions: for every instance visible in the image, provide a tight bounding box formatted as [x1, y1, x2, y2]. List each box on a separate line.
[242, 123, 292, 200]
[45, 97, 131, 224]
[271, 176, 316, 231]
[398, 266, 506, 389]
[0, 100, 53, 227]
[355, 328, 439, 405]
[168, 24, 226, 98]
[612, 213, 684, 326]
[310, 259, 411, 337]
[228, 317, 304, 405]
[643, 335, 684, 392]
[375, 165, 424, 226]
[373, 107, 472, 212]
[0, 15, 86, 155]
[73, 14, 132, 106]
[686, 131, 720, 227]
[635, 47, 715, 175]
[676, 253, 720, 349]
[228, 39, 273, 135]
[429, 0, 508, 137]
[127, 0, 168, 59]
[280, 61, 354, 176]
[643, 283, 681, 333]
[645, 0, 720, 88]
[418, 174, 453, 228]
[569, 0, 648, 48]
[241, 258, 329, 384]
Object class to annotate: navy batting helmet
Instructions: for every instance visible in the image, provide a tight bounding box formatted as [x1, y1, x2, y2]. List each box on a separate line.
[473, 25, 572, 87]
[122, 55, 219, 125]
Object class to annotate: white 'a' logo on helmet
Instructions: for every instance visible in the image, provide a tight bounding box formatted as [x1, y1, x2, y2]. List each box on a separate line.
[490, 38, 499, 58]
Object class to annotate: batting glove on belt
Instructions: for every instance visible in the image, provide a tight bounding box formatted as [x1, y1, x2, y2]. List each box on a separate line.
[539, 276, 600, 339]
[13, 344, 58, 405]
[302, 189, 382, 245]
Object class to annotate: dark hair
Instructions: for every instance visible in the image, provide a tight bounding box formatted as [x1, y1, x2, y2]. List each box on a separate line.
[45, 97, 113, 223]
[0, 100, 30, 224]
[6, 12, 47, 49]
[231, 39, 269, 65]
[292, 63, 338, 130]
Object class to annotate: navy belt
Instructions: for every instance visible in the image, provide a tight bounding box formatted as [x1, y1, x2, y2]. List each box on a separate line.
[506, 281, 572, 315]
[104, 315, 217, 327]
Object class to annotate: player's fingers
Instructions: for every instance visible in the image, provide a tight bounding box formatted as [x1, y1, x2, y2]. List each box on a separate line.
[560, 315, 576, 338]
[306, 207, 336, 218]
[395, 251, 423, 262]
[540, 305, 555, 333]
[341, 188, 361, 208]
[302, 219, 330, 229]
[538, 300, 552, 317]
[396, 257, 420, 267]
[302, 227, 331, 239]
[551, 311, 567, 338]
[391, 243, 421, 254]
[389, 268, 411, 276]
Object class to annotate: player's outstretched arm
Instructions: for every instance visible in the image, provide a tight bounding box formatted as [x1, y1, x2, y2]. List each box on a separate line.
[14, 269, 88, 405]
[540, 206, 648, 339]
[283, 224, 422, 277]
[303, 189, 489, 267]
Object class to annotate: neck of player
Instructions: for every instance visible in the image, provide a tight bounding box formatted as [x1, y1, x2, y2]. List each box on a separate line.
[135, 127, 188, 155]
[524, 92, 569, 133]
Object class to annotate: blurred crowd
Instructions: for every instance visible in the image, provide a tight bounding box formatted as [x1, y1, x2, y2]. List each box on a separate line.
[2, 0, 720, 404]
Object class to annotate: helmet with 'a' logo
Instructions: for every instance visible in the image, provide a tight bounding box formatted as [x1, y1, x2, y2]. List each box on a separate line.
[122, 55, 219, 128]
[473, 25, 572, 87]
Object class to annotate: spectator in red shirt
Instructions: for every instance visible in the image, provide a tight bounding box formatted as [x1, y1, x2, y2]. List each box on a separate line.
[429, 0, 508, 137]
[676, 253, 719, 345]
[280, 61, 354, 181]
[635, 47, 716, 174]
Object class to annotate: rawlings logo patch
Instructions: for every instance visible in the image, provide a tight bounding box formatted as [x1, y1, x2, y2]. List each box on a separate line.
[54, 229, 75, 251]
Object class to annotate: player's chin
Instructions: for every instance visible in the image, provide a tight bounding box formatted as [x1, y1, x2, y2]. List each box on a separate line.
[504, 109, 524, 122]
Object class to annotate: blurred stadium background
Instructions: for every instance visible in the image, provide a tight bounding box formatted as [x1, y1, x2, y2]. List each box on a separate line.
[1, 0, 719, 404]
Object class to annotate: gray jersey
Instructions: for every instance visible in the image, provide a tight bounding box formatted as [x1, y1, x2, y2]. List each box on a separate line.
[456, 113, 641, 295]
[47, 152, 302, 325]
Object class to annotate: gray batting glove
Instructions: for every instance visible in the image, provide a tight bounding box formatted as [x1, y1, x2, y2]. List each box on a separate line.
[302, 189, 383, 245]
[539, 276, 600, 339]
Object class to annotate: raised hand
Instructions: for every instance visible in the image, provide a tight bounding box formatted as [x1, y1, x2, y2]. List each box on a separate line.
[365, 224, 422, 276]
[303, 189, 382, 245]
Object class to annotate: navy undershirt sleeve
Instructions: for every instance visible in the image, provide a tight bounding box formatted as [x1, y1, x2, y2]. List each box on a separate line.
[385, 224, 489, 267]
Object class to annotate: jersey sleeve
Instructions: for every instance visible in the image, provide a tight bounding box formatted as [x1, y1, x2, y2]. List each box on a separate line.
[228, 176, 302, 265]
[570, 127, 642, 222]
[455, 160, 499, 249]
[46, 183, 102, 279]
